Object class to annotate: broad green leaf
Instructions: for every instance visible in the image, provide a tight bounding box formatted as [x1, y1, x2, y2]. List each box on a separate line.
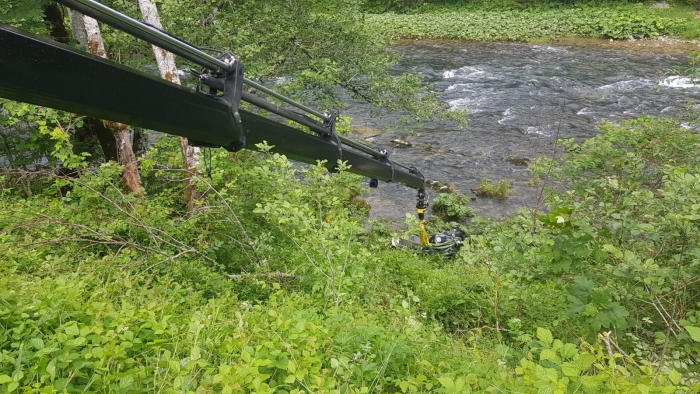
[0, 375, 11, 384]
[637, 383, 650, 394]
[560, 362, 580, 377]
[28, 338, 44, 350]
[190, 346, 201, 361]
[574, 353, 596, 370]
[173, 376, 183, 389]
[64, 322, 80, 336]
[438, 376, 455, 390]
[537, 327, 553, 346]
[119, 375, 134, 389]
[668, 369, 682, 385]
[537, 385, 554, 394]
[540, 349, 559, 363]
[685, 326, 700, 342]
[535, 365, 549, 381]
[558, 343, 578, 359]
[580, 375, 602, 388]
[46, 360, 56, 379]
[455, 378, 467, 392]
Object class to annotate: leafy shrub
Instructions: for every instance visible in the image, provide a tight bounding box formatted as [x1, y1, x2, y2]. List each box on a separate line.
[472, 178, 512, 198]
[540, 116, 700, 371]
[431, 191, 474, 221]
[0, 99, 93, 171]
[4, 98, 700, 390]
[362, 0, 425, 13]
[366, 5, 690, 40]
[510, 327, 692, 393]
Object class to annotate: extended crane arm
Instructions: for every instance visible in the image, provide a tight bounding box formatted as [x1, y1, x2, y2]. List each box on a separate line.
[0, 0, 427, 194]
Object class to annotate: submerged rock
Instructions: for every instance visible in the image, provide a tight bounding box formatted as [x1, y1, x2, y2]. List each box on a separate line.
[426, 179, 454, 193]
[391, 139, 412, 148]
[507, 156, 531, 166]
[438, 185, 454, 193]
[350, 125, 381, 139]
[420, 145, 456, 154]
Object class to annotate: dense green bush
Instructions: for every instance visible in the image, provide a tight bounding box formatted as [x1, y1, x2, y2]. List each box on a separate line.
[366, 4, 696, 40]
[3, 114, 700, 390]
[471, 178, 512, 199]
[431, 191, 475, 221]
[4, 0, 700, 390]
[463, 116, 700, 379]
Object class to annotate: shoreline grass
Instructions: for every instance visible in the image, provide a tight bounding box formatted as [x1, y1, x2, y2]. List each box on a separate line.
[365, 3, 700, 41]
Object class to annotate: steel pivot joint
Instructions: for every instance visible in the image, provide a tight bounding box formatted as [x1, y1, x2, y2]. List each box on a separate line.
[416, 189, 428, 221]
[220, 53, 246, 151]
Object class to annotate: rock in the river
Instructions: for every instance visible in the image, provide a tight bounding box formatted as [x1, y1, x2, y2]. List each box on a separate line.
[426, 179, 454, 193]
[419, 145, 455, 154]
[438, 185, 454, 193]
[350, 125, 381, 139]
[391, 139, 412, 148]
[507, 156, 531, 166]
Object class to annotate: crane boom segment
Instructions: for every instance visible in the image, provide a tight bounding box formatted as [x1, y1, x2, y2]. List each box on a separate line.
[0, 0, 427, 192]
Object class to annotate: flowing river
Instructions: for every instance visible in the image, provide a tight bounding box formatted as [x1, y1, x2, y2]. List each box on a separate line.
[344, 40, 700, 221]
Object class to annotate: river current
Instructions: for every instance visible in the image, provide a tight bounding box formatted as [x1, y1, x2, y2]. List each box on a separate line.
[344, 40, 700, 221]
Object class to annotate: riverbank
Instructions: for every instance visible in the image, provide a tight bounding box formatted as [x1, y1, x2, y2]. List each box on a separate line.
[365, 2, 700, 41]
[392, 35, 700, 54]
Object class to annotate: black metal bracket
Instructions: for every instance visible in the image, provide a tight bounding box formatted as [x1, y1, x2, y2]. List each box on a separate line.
[323, 109, 343, 169]
[0, 19, 428, 191]
[416, 188, 428, 220]
[221, 54, 245, 151]
[375, 148, 394, 182]
[190, 54, 246, 151]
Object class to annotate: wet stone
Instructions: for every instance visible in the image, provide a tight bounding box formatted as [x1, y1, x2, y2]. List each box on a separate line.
[426, 179, 454, 193]
[350, 125, 382, 139]
[391, 139, 412, 148]
[507, 156, 531, 166]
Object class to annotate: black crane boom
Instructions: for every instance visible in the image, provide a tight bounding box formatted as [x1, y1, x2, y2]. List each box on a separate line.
[0, 0, 427, 191]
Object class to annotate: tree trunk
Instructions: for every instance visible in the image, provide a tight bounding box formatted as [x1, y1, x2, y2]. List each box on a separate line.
[137, 0, 201, 212]
[132, 127, 149, 158]
[43, 3, 70, 43]
[83, 117, 119, 161]
[77, 13, 144, 196]
[68, 9, 87, 48]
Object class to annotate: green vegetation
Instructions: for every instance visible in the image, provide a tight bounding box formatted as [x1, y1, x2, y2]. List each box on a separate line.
[431, 191, 475, 221]
[471, 178, 512, 198]
[3, 113, 700, 392]
[4, 0, 700, 392]
[366, 1, 700, 40]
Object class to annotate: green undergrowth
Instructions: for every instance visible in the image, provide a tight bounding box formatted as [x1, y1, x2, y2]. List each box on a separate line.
[431, 192, 475, 221]
[3, 108, 700, 391]
[366, 3, 700, 40]
[471, 178, 512, 199]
